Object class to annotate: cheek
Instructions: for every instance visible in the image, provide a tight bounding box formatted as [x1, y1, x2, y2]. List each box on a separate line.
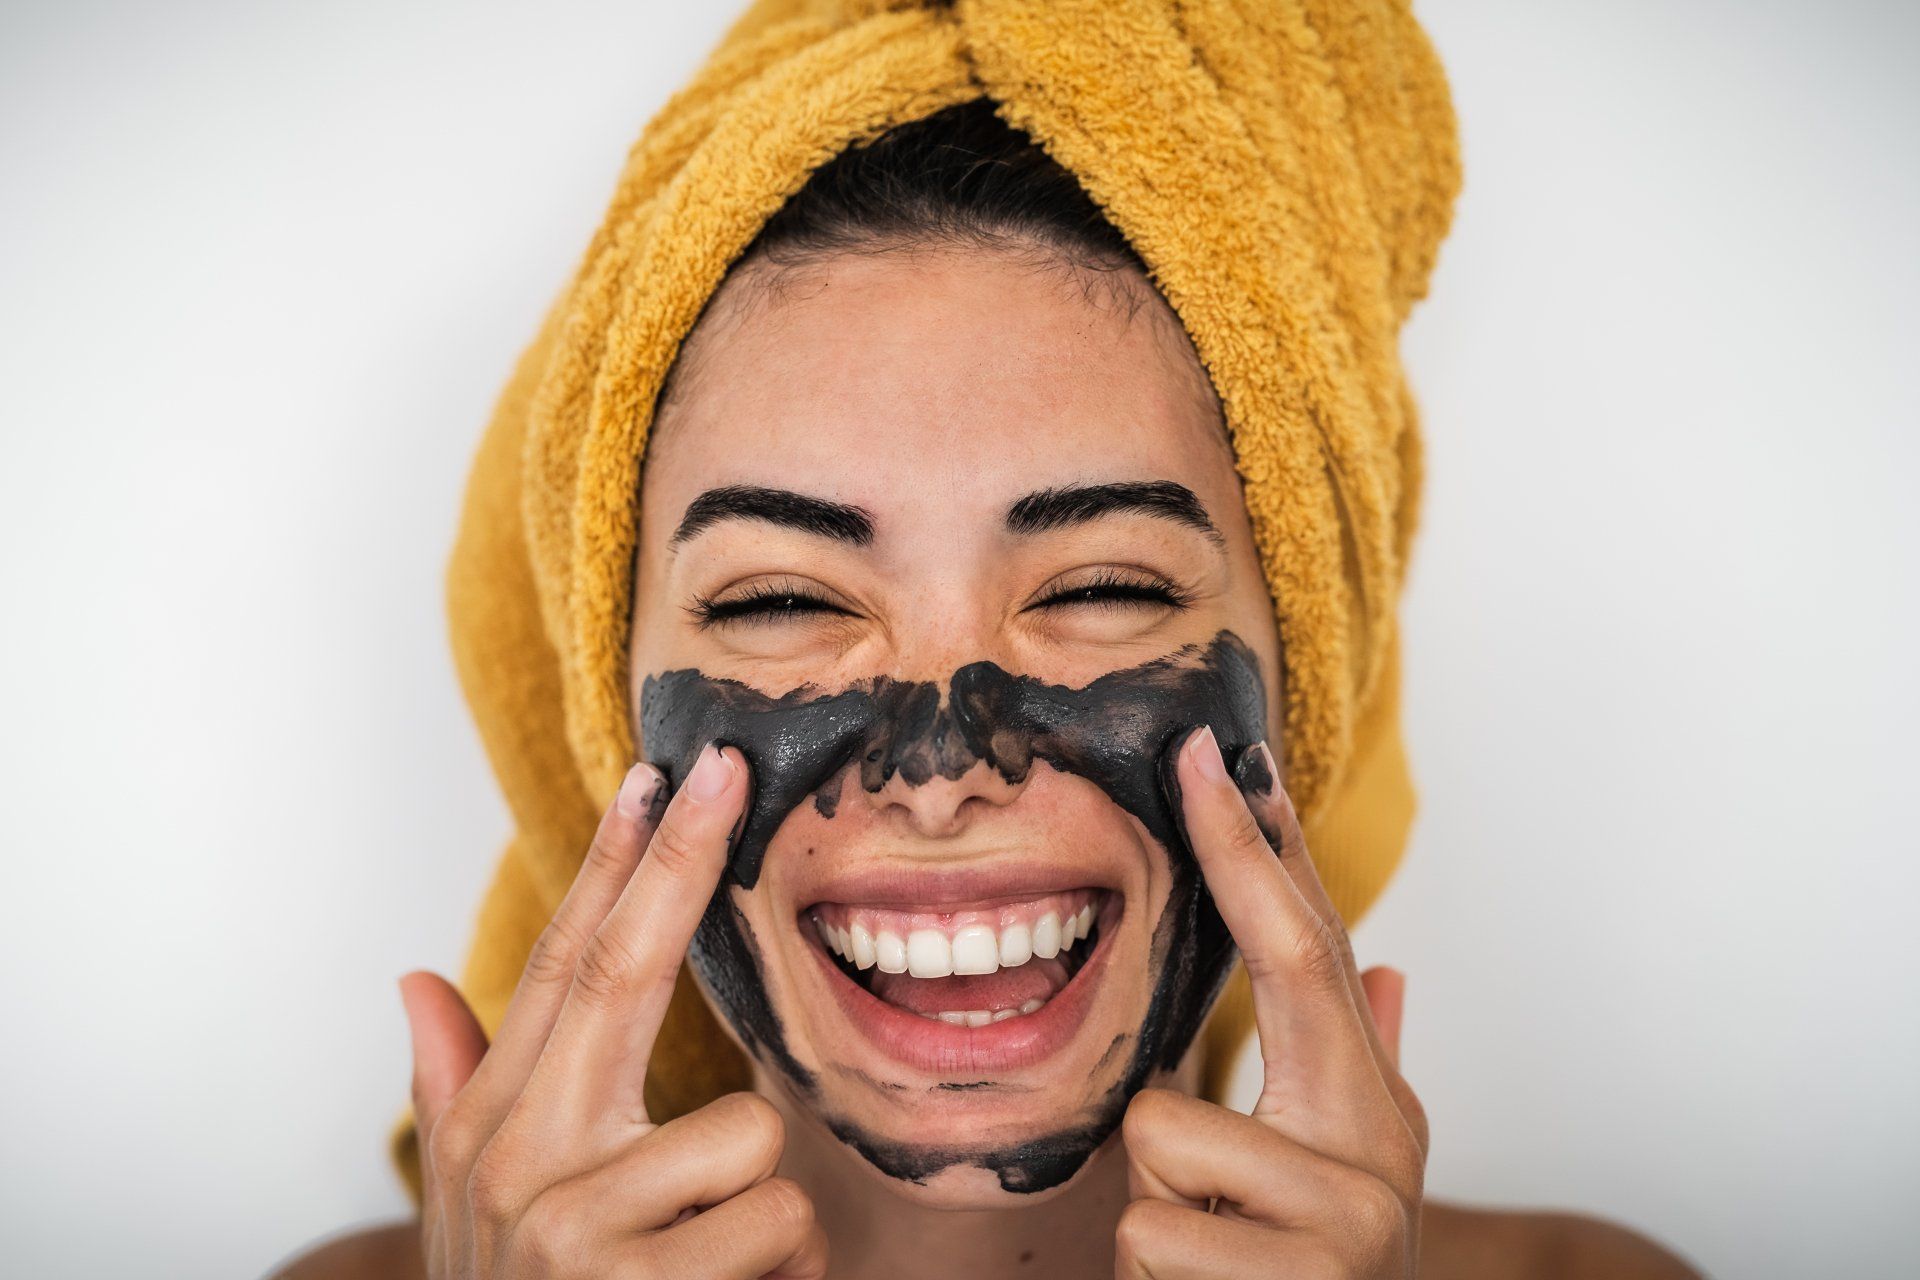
[638, 631, 1272, 891]
[684, 886, 817, 1092]
[1223, 592, 1283, 744]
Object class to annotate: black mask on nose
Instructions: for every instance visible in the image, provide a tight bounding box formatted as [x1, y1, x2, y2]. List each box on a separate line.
[638, 629, 1272, 1193]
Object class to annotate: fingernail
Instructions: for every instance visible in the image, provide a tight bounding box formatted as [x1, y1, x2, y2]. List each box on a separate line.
[1235, 741, 1278, 797]
[685, 742, 736, 803]
[616, 761, 665, 818]
[1186, 725, 1228, 784]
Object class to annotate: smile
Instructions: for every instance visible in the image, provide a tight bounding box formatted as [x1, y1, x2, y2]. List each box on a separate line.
[799, 885, 1124, 1076]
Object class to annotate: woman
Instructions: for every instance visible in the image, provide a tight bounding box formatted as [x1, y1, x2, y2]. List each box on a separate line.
[285, 3, 1696, 1275]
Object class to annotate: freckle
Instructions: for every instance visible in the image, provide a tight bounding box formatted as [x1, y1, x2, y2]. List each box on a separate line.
[1018, 1250, 1034, 1264]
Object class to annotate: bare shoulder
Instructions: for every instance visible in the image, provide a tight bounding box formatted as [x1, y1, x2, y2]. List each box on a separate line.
[1421, 1199, 1702, 1280]
[266, 1220, 425, 1280]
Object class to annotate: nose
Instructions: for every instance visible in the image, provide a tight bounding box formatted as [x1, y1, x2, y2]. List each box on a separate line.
[855, 750, 1029, 840]
[838, 613, 1036, 839]
[842, 662, 1033, 839]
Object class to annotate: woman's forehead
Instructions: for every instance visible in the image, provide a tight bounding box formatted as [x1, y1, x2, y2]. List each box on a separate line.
[642, 250, 1234, 544]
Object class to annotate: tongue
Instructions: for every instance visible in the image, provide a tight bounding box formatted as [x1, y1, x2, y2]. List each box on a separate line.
[870, 957, 1070, 1015]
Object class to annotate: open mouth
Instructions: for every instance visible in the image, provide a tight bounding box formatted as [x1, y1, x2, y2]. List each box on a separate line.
[799, 888, 1121, 1075]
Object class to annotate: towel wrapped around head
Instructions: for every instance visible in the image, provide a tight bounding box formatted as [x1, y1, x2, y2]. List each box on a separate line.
[391, 0, 1459, 1204]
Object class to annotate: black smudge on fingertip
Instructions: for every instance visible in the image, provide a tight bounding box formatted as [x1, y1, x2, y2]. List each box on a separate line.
[643, 773, 669, 825]
[1232, 742, 1288, 851]
[1233, 739, 1276, 798]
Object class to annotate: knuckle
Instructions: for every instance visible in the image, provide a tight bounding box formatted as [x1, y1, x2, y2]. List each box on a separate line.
[572, 930, 643, 1007]
[1337, 1168, 1412, 1254]
[1271, 813, 1310, 862]
[1114, 1199, 1170, 1266]
[1121, 1087, 1177, 1148]
[753, 1176, 815, 1236]
[1222, 806, 1275, 863]
[465, 1139, 525, 1224]
[581, 826, 634, 880]
[1330, 918, 1359, 971]
[1394, 1080, 1431, 1159]
[644, 818, 709, 880]
[525, 917, 588, 987]
[423, 1104, 480, 1183]
[1382, 1126, 1427, 1199]
[1288, 918, 1349, 989]
[511, 1187, 586, 1273]
[1312, 900, 1355, 959]
[713, 1091, 786, 1170]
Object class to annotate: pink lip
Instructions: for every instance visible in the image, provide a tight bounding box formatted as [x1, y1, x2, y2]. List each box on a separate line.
[806, 895, 1122, 1077]
[796, 860, 1121, 914]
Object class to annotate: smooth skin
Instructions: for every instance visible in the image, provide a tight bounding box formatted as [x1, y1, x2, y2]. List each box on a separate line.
[1116, 726, 1426, 1277]
[280, 724, 1694, 1279]
[401, 743, 826, 1279]
[277, 248, 1699, 1278]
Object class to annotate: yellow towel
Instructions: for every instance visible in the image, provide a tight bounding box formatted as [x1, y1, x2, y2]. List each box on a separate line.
[392, 0, 1458, 1205]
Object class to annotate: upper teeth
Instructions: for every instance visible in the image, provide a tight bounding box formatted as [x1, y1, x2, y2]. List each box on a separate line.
[813, 903, 1098, 979]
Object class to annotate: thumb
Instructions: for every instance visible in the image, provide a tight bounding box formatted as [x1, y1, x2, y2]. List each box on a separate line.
[1358, 966, 1406, 1069]
[398, 970, 489, 1140]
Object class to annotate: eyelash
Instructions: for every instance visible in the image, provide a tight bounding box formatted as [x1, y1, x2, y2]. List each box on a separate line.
[687, 583, 855, 629]
[687, 570, 1192, 629]
[1030, 568, 1195, 613]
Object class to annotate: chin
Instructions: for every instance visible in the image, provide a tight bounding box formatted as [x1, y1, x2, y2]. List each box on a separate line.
[690, 771, 1191, 1207]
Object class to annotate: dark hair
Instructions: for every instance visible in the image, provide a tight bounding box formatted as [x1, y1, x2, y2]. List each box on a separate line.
[656, 99, 1172, 417]
[743, 98, 1146, 278]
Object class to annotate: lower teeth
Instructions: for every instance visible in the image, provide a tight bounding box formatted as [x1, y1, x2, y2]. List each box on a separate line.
[924, 997, 1046, 1025]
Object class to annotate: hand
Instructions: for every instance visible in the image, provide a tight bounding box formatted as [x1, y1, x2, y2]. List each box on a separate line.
[399, 744, 828, 1279]
[1116, 727, 1427, 1278]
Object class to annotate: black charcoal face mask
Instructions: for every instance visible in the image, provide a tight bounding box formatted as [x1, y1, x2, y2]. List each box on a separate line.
[638, 629, 1272, 1193]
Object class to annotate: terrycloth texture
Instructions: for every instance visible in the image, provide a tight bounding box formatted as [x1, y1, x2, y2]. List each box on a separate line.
[392, 0, 1457, 1204]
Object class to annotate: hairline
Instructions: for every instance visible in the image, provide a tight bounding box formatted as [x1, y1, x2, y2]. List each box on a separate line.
[646, 235, 1227, 474]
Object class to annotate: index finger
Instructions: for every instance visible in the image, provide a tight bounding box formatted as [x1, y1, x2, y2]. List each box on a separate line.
[438, 760, 668, 1140]
[1210, 734, 1430, 1162]
[522, 740, 747, 1134]
[1173, 727, 1384, 1130]
[1233, 743, 1400, 1079]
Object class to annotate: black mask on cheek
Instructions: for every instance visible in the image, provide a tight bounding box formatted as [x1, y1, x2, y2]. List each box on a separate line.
[638, 630, 1272, 1192]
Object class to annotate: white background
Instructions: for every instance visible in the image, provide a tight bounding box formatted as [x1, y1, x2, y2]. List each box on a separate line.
[2, 2, 1915, 1276]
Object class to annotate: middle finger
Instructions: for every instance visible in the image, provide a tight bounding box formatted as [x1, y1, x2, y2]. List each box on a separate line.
[1174, 728, 1388, 1142]
[457, 760, 667, 1134]
[1233, 743, 1399, 1081]
[1235, 746, 1427, 1153]
[518, 742, 748, 1136]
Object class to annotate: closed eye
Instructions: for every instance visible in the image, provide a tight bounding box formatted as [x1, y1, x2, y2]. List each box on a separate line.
[687, 582, 855, 629]
[689, 569, 1193, 628]
[1027, 569, 1194, 613]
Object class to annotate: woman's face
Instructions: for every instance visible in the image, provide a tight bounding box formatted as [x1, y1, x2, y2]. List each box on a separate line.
[630, 246, 1281, 1206]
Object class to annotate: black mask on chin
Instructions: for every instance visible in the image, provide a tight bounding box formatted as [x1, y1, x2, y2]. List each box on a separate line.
[638, 629, 1272, 1193]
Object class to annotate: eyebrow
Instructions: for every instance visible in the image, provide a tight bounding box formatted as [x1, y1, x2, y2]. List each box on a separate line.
[669, 485, 876, 549]
[1005, 481, 1224, 545]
